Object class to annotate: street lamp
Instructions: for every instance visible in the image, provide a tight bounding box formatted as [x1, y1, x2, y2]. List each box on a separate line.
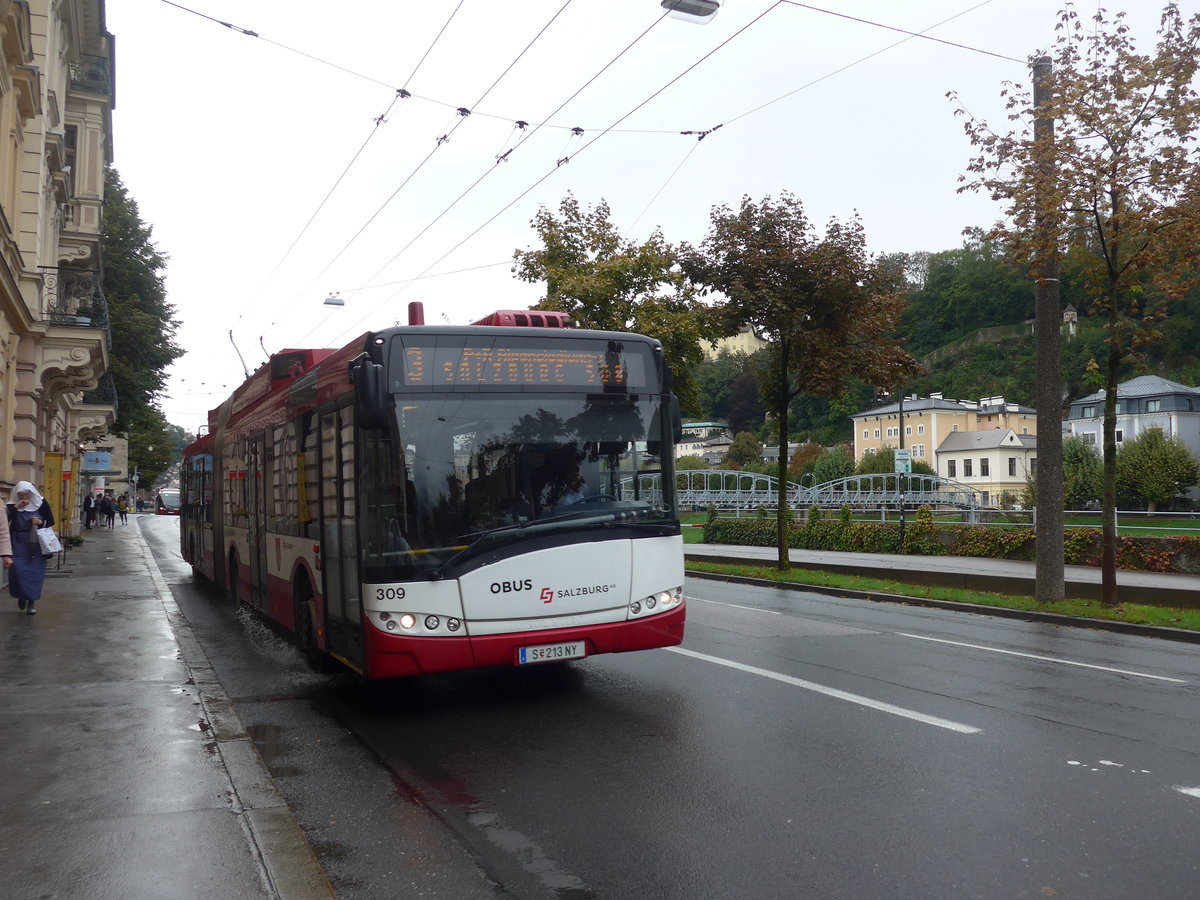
[661, 0, 720, 23]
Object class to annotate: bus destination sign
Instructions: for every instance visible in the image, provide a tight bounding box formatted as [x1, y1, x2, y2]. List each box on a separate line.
[399, 341, 650, 389]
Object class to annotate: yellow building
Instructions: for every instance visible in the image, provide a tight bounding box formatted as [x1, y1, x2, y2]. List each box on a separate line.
[849, 393, 1037, 470]
[0, 0, 115, 524]
[699, 325, 767, 361]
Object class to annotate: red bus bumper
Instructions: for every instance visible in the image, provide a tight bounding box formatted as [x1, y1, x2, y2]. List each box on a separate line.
[363, 603, 686, 680]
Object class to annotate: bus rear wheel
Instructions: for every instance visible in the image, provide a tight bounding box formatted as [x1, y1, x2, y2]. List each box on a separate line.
[228, 552, 241, 605]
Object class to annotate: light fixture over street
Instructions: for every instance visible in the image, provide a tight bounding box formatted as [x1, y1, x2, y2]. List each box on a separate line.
[660, 0, 720, 24]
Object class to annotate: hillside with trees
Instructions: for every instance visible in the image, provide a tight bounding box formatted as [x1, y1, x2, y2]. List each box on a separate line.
[688, 232, 1200, 446]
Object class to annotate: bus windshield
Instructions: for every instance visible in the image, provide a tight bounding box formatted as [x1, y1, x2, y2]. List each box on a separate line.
[360, 390, 676, 581]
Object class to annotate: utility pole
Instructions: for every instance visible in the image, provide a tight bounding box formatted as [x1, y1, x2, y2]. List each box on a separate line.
[897, 388, 906, 551]
[1033, 56, 1065, 603]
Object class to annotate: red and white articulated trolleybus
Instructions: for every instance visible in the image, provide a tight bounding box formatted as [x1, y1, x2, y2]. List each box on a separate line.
[179, 305, 686, 678]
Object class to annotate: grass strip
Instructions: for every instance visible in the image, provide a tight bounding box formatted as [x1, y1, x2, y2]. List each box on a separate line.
[684, 559, 1200, 632]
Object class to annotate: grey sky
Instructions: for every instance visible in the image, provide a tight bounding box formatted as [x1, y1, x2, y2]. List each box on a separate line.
[105, 0, 1173, 432]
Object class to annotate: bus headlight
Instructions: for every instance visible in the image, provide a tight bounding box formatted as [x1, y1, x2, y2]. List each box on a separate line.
[447, 618, 461, 632]
[630, 601, 641, 615]
[425, 615, 440, 630]
[386, 620, 398, 631]
[399, 613, 417, 630]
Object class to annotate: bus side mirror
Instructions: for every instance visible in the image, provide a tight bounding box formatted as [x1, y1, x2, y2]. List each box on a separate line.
[350, 356, 387, 429]
[647, 396, 682, 457]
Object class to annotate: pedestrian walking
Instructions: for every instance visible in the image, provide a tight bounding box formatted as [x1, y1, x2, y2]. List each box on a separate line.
[82, 493, 95, 529]
[117, 494, 128, 525]
[5, 480, 55, 615]
[100, 494, 115, 529]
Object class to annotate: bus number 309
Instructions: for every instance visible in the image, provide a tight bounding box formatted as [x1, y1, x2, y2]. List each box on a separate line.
[376, 587, 407, 601]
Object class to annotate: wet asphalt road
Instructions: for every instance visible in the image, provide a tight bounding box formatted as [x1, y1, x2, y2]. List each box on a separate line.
[142, 518, 1200, 899]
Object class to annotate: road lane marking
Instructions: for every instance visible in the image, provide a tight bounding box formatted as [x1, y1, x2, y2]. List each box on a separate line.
[687, 596, 782, 615]
[1175, 787, 1200, 799]
[896, 633, 1189, 683]
[667, 646, 982, 734]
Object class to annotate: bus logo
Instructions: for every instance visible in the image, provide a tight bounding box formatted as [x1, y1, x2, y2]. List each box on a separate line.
[541, 587, 554, 604]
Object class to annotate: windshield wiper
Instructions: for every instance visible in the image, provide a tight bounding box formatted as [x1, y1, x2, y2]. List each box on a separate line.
[429, 512, 623, 579]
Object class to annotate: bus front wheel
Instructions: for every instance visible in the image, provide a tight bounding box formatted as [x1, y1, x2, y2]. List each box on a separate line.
[295, 583, 330, 673]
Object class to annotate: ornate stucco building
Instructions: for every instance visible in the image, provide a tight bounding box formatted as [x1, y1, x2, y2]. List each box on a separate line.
[0, 0, 114, 525]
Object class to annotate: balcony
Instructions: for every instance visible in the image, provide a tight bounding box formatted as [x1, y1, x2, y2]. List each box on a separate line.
[70, 54, 112, 98]
[39, 266, 110, 339]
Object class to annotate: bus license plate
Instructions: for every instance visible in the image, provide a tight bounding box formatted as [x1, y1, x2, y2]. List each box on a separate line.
[518, 641, 586, 665]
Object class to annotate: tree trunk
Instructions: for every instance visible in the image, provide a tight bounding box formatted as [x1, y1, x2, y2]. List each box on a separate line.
[775, 347, 791, 570]
[1031, 55, 1065, 603]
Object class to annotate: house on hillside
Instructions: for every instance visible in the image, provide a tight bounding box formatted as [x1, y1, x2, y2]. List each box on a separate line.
[1068, 375, 1200, 452]
[1068, 375, 1200, 501]
[698, 325, 768, 361]
[849, 394, 1036, 466]
[677, 422, 730, 460]
[935, 429, 1037, 507]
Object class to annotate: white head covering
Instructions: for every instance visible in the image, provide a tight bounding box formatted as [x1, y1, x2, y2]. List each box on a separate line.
[11, 480, 45, 509]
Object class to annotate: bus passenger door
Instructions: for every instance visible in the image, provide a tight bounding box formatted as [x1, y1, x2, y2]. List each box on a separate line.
[319, 407, 364, 668]
[248, 435, 268, 611]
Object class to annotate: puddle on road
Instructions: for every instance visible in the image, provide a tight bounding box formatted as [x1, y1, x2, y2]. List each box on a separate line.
[247, 723, 303, 777]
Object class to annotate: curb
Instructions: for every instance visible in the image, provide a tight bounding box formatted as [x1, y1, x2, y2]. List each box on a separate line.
[685, 567, 1200, 645]
[142, 531, 336, 900]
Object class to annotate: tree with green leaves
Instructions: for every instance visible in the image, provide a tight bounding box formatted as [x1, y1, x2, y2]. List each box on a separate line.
[513, 194, 716, 414]
[102, 167, 183, 437]
[725, 431, 763, 469]
[682, 193, 922, 568]
[810, 445, 856, 485]
[1062, 434, 1102, 510]
[954, 3, 1200, 604]
[727, 372, 765, 435]
[1115, 428, 1199, 511]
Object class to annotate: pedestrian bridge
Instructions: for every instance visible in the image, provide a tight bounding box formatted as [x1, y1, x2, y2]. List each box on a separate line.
[623, 470, 982, 512]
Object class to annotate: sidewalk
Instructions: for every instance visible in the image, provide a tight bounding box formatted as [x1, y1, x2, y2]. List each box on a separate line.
[0, 517, 334, 900]
[687, 543, 1200, 608]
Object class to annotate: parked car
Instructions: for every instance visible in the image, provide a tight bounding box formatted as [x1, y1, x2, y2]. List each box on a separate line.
[156, 489, 181, 515]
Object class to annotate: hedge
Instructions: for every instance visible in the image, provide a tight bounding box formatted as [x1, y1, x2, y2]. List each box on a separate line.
[702, 507, 1200, 574]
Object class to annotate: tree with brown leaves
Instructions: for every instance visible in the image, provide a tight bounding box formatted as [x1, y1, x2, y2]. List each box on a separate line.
[953, 3, 1200, 605]
[682, 193, 922, 569]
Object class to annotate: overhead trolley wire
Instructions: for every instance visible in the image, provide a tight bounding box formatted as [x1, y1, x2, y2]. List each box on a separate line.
[247, 0, 468, 342]
[281, 0, 578, 316]
[317, 2, 784, 350]
[628, 0, 1012, 240]
[335, 5, 677, 310]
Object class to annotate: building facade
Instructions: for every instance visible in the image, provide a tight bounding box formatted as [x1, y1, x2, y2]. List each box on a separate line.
[698, 326, 768, 361]
[0, 0, 114, 525]
[1067, 375, 1200, 456]
[850, 394, 1037, 466]
[935, 428, 1037, 507]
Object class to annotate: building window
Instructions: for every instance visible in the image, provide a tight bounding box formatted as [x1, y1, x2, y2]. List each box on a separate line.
[980, 458, 990, 476]
[964, 460, 973, 477]
[1082, 432, 1096, 446]
[1115, 429, 1124, 443]
[905, 426, 912, 436]
[873, 429, 880, 439]
[1008, 457, 1017, 476]
[917, 424, 925, 435]
[952, 424, 959, 432]
[863, 429, 869, 440]
[1114, 402, 1122, 414]
[1022, 428, 1029, 434]
[948, 460, 956, 478]
[1146, 399, 1161, 412]
[1031, 457, 1037, 474]
[1083, 406, 1095, 417]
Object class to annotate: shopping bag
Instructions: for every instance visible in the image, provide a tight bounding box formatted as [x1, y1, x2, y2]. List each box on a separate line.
[36, 526, 62, 555]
